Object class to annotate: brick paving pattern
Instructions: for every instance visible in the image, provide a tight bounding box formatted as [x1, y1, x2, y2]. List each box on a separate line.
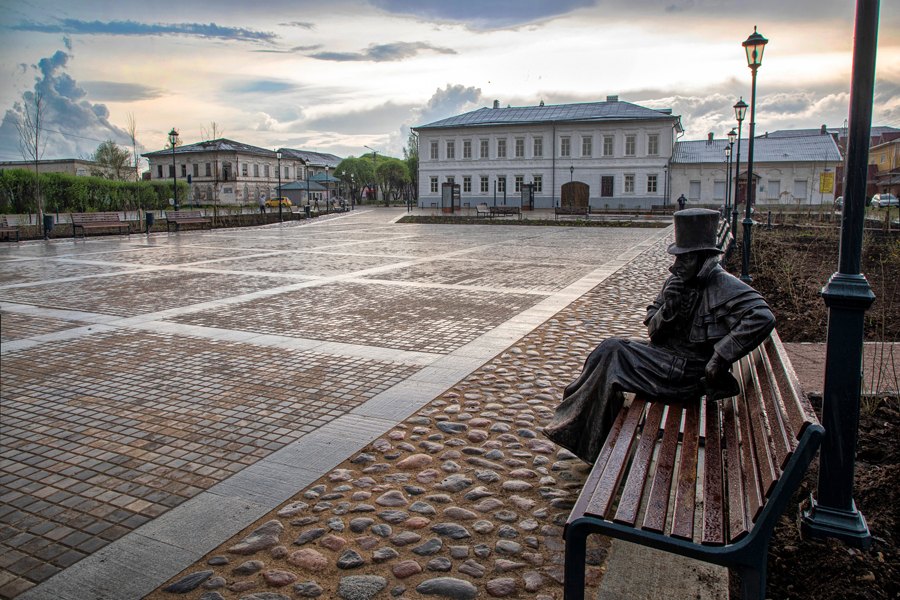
[0, 209, 666, 599]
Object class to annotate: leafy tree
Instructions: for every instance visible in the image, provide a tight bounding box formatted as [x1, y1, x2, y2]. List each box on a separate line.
[403, 132, 418, 202]
[335, 157, 374, 204]
[87, 140, 133, 181]
[377, 159, 409, 202]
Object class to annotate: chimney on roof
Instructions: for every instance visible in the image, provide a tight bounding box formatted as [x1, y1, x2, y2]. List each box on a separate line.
[606, 95, 618, 103]
[659, 108, 672, 114]
[821, 124, 828, 135]
[708, 132, 714, 144]
[539, 99, 545, 106]
[493, 100, 500, 109]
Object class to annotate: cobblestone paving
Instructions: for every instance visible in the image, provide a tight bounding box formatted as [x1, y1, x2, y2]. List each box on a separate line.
[168, 282, 545, 354]
[0, 313, 89, 343]
[148, 234, 674, 600]
[0, 210, 666, 599]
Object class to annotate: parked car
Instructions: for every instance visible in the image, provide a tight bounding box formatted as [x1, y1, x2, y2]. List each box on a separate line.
[871, 193, 899, 208]
[265, 197, 292, 208]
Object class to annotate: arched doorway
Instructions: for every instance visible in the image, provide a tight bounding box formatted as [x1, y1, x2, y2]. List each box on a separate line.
[560, 181, 590, 208]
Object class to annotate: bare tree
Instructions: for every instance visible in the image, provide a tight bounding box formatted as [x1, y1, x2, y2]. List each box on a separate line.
[126, 112, 141, 227]
[201, 122, 225, 226]
[16, 91, 47, 233]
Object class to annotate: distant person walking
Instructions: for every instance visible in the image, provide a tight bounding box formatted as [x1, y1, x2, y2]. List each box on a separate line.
[677, 194, 687, 211]
[258, 197, 266, 214]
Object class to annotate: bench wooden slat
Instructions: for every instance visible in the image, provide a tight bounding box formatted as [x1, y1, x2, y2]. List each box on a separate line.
[566, 408, 630, 527]
[754, 344, 794, 468]
[613, 401, 665, 526]
[585, 397, 647, 519]
[670, 401, 701, 540]
[745, 353, 780, 496]
[701, 399, 726, 546]
[736, 359, 765, 522]
[722, 396, 749, 542]
[641, 403, 683, 534]
[764, 332, 817, 439]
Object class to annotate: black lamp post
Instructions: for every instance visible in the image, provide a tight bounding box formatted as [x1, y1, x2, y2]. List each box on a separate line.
[276, 151, 283, 222]
[732, 99, 747, 239]
[724, 145, 732, 214]
[168, 128, 179, 211]
[740, 27, 768, 283]
[350, 173, 355, 209]
[800, 0, 879, 551]
[727, 128, 737, 215]
[569, 165, 574, 210]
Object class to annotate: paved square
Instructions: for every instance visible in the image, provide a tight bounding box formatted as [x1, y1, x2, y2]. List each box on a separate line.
[0, 209, 667, 599]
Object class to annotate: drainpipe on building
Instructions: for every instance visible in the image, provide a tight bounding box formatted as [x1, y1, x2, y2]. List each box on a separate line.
[552, 123, 557, 207]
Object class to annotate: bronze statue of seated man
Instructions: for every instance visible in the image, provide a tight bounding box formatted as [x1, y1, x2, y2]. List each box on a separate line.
[543, 209, 775, 464]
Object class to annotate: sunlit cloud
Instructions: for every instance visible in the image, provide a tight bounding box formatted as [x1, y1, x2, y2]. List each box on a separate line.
[11, 19, 278, 43]
[309, 41, 456, 62]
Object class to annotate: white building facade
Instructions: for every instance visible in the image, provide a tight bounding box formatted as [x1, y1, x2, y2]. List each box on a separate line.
[413, 97, 683, 210]
[143, 139, 340, 206]
[671, 133, 842, 208]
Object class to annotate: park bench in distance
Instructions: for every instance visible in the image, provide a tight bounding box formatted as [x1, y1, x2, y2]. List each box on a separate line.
[475, 203, 490, 218]
[71, 212, 131, 239]
[651, 204, 677, 215]
[0, 215, 19, 242]
[164, 210, 211, 233]
[489, 206, 520, 218]
[555, 206, 589, 220]
[562, 330, 823, 600]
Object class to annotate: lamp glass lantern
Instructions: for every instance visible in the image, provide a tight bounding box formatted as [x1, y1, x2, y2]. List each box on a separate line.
[168, 128, 179, 147]
[724, 146, 731, 158]
[742, 26, 768, 69]
[728, 128, 737, 145]
[734, 99, 748, 122]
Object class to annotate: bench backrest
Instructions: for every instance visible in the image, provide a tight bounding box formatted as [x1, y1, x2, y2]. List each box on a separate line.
[578, 330, 819, 545]
[71, 212, 122, 224]
[0, 215, 14, 228]
[165, 210, 204, 218]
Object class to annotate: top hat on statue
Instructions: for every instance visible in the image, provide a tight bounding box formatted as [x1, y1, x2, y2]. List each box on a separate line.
[667, 208, 723, 255]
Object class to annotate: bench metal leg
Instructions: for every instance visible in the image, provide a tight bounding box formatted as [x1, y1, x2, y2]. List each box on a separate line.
[563, 524, 589, 600]
[736, 560, 766, 600]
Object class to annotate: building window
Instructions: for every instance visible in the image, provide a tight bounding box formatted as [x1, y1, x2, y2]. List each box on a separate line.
[794, 179, 808, 200]
[430, 177, 438, 193]
[193, 163, 199, 177]
[515, 176, 524, 192]
[205, 163, 211, 176]
[168, 165, 175, 177]
[533, 175, 542, 192]
[157, 165, 163, 178]
[480, 140, 489, 158]
[625, 174, 635, 193]
[689, 181, 701, 199]
[625, 135, 636, 156]
[603, 136, 614, 157]
[768, 180, 781, 199]
[430, 141, 438, 160]
[264, 165, 270, 177]
[242, 163, 248, 176]
[181, 164, 186, 177]
[713, 180, 725, 199]
[497, 139, 507, 158]
[648, 134, 659, 156]
[533, 137, 543, 157]
[447, 176, 454, 184]
[447, 141, 455, 159]
[463, 176, 472, 193]
[480, 176, 489, 192]
[560, 137, 570, 157]
[497, 176, 506, 193]
[515, 139, 525, 158]
[463, 140, 472, 159]
[648, 174, 658, 193]
[882, 153, 886, 164]
[254, 164, 259, 177]
[582, 136, 592, 157]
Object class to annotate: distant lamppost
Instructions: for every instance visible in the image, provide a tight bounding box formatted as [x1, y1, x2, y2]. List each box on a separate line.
[727, 128, 737, 214]
[740, 26, 768, 283]
[306, 165, 311, 213]
[732, 98, 748, 238]
[724, 145, 732, 214]
[168, 128, 179, 212]
[364, 145, 379, 206]
[276, 150, 283, 222]
[569, 165, 574, 210]
[350, 173, 355, 209]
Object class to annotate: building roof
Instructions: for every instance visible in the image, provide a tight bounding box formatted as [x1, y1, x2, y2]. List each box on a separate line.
[764, 126, 900, 139]
[673, 134, 842, 164]
[142, 139, 343, 167]
[413, 99, 679, 131]
[279, 180, 327, 192]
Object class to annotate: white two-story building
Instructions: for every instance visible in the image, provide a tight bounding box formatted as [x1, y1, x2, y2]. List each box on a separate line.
[413, 96, 683, 210]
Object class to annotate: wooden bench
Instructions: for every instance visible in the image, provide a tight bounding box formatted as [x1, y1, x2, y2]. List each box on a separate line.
[0, 215, 19, 242]
[71, 212, 130, 239]
[489, 206, 520, 218]
[652, 204, 677, 215]
[476, 203, 490, 218]
[164, 210, 211, 232]
[563, 330, 823, 600]
[555, 206, 589, 220]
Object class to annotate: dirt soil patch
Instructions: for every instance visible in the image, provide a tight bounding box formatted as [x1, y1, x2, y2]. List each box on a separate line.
[397, 215, 667, 228]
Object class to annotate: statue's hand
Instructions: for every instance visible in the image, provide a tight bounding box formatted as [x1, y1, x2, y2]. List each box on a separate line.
[662, 277, 684, 317]
[705, 352, 727, 381]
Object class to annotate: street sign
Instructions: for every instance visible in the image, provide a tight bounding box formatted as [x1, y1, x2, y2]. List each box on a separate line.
[169, 198, 175, 206]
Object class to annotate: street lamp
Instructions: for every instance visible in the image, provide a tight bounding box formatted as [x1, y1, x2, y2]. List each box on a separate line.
[364, 145, 379, 206]
[724, 145, 732, 215]
[276, 150, 283, 222]
[569, 165, 575, 210]
[732, 98, 748, 238]
[350, 173, 355, 209]
[168, 128, 179, 212]
[740, 26, 768, 283]
[727, 128, 737, 215]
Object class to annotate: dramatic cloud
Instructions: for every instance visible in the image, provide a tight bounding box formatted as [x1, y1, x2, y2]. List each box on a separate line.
[79, 81, 166, 102]
[386, 83, 484, 155]
[367, 0, 595, 29]
[307, 102, 417, 135]
[0, 49, 133, 160]
[252, 44, 323, 54]
[279, 21, 315, 29]
[11, 19, 278, 43]
[309, 41, 456, 62]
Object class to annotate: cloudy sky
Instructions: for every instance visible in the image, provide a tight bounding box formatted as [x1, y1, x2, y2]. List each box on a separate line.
[0, 0, 898, 168]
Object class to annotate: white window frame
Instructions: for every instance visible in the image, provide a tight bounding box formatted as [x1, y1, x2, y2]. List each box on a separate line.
[533, 137, 543, 157]
[446, 141, 455, 159]
[480, 176, 489, 193]
[624, 174, 635, 193]
[430, 177, 438, 193]
[603, 136, 614, 157]
[560, 136, 571, 157]
[480, 140, 489, 159]
[689, 180, 701, 199]
[430, 141, 438, 160]
[515, 175, 524, 193]
[625, 135, 636, 156]
[713, 179, 726, 200]
[647, 134, 659, 156]
[533, 175, 543, 193]
[648, 174, 658, 194]
[463, 176, 472, 193]
[463, 140, 472, 159]
[497, 139, 507, 158]
[582, 136, 592, 157]
[497, 176, 506, 193]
